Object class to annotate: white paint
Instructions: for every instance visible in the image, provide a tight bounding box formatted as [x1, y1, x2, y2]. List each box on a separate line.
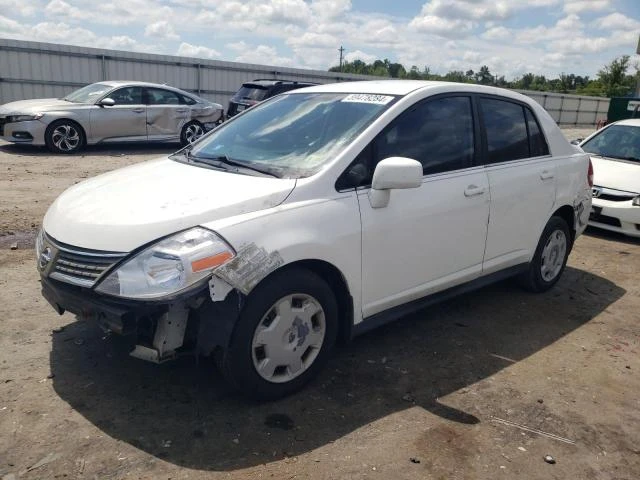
[41, 80, 591, 328]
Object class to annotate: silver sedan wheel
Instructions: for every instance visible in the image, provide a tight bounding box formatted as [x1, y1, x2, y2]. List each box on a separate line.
[51, 124, 81, 152]
[540, 229, 567, 282]
[184, 123, 204, 144]
[251, 293, 326, 384]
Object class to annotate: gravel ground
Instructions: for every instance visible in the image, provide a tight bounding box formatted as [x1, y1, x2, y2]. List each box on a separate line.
[1, 129, 639, 480]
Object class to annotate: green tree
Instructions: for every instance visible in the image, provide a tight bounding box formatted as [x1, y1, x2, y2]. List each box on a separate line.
[597, 55, 635, 97]
[475, 65, 493, 85]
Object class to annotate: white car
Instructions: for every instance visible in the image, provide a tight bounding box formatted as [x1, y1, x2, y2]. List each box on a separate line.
[579, 119, 640, 238]
[37, 80, 592, 399]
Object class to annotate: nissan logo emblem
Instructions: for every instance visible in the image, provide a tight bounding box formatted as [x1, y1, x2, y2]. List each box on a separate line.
[39, 247, 52, 270]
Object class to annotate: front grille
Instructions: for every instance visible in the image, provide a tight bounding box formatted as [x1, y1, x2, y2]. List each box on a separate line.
[593, 186, 638, 202]
[46, 235, 127, 288]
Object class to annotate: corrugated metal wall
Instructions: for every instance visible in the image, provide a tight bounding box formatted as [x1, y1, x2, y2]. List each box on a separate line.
[0, 38, 610, 125]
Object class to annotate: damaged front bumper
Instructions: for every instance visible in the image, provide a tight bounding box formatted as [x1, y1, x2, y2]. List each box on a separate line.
[41, 275, 242, 363]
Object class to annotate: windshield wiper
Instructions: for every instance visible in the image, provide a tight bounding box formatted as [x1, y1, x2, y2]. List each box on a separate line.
[192, 154, 281, 178]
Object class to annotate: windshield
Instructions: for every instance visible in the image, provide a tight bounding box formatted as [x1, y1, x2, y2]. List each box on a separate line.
[581, 124, 640, 163]
[64, 83, 113, 103]
[186, 92, 397, 178]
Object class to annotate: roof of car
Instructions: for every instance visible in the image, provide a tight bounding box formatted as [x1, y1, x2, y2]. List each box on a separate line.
[243, 79, 317, 87]
[294, 80, 530, 98]
[614, 118, 640, 127]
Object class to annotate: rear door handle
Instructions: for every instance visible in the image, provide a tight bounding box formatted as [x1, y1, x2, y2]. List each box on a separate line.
[464, 185, 486, 197]
[540, 170, 554, 180]
[132, 108, 145, 113]
[176, 109, 188, 113]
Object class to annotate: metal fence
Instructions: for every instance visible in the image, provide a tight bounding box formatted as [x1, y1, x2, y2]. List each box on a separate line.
[0, 38, 610, 125]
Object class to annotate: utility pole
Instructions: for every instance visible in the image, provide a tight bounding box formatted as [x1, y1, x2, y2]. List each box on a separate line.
[339, 46, 344, 72]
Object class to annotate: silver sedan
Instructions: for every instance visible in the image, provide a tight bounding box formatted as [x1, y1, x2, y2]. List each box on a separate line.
[0, 81, 224, 153]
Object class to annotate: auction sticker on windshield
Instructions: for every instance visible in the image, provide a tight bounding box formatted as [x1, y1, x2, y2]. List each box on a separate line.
[341, 94, 395, 105]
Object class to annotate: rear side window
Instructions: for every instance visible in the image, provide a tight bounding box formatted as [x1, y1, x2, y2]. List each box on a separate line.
[235, 85, 269, 101]
[525, 108, 549, 157]
[481, 98, 529, 163]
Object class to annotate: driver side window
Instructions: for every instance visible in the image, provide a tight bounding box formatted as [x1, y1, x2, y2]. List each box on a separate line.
[337, 96, 475, 190]
[109, 87, 142, 105]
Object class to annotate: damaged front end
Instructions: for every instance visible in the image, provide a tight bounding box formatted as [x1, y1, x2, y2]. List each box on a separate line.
[37, 227, 249, 363]
[41, 273, 245, 363]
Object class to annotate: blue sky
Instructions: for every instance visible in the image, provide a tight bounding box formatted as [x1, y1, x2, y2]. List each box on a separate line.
[0, 0, 638, 79]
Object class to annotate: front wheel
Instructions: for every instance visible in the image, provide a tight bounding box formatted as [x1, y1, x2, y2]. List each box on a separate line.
[45, 120, 85, 154]
[180, 121, 204, 146]
[518, 216, 571, 292]
[218, 268, 338, 400]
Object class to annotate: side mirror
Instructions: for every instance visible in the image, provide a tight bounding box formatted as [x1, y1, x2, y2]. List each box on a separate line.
[99, 98, 115, 107]
[570, 138, 583, 145]
[369, 157, 422, 208]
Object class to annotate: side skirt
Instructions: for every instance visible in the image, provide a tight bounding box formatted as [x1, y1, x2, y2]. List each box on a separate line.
[352, 264, 529, 337]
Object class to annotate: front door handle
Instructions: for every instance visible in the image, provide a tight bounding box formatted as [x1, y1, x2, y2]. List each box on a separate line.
[132, 108, 145, 113]
[464, 185, 486, 197]
[540, 170, 554, 180]
[175, 109, 188, 113]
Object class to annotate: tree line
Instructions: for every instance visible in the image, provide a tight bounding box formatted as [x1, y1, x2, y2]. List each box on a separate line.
[329, 55, 639, 98]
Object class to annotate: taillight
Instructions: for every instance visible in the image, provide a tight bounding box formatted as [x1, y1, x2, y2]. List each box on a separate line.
[587, 158, 594, 187]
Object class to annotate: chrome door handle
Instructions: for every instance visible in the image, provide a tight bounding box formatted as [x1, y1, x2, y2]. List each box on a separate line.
[464, 185, 486, 197]
[176, 109, 188, 113]
[540, 170, 554, 180]
[132, 108, 145, 113]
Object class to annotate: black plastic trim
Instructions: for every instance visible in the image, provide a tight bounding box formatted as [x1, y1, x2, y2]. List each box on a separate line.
[352, 264, 528, 337]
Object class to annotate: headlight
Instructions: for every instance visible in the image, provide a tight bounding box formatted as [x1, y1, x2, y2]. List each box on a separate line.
[633, 196, 640, 207]
[7, 113, 44, 122]
[95, 227, 235, 299]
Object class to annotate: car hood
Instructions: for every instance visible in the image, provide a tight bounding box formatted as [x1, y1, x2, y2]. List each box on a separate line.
[590, 155, 640, 194]
[43, 158, 297, 252]
[0, 98, 79, 115]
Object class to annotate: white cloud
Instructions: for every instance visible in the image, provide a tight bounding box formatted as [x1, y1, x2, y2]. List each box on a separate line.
[418, 0, 512, 21]
[593, 12, 640, 30]
[177, 42, 221, 59]
[287, 32, 337, 49]
[0, 0, 38, 16]
[564, 0, 612, 14]
[409, 15, 474, 38]
[234, 44, 295, 67]
[144, 21, 179, 41]
[0, 14, 23, 33]
[344, 49, 378, 63]
[482, 26, 511, 40]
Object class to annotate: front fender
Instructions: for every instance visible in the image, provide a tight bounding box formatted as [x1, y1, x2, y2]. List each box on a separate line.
[205, 194, 363, 324]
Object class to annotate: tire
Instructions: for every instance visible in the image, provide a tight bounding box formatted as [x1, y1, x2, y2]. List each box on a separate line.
[180, 121, 205, 146]
[45, 119, 85, 154]
[518, 216, 572, 293]
[218, 267, 338, 400]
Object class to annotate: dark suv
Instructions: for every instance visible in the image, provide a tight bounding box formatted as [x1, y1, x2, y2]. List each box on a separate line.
[227, 79, 318, 118]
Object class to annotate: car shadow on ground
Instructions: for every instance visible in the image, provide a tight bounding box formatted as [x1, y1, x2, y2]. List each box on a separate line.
[0, 142, 179, 157]
[50, 266, 624, 471]
[584, 226, 640, 246]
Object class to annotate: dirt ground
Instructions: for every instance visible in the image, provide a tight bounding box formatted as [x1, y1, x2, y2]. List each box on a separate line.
[1, 129, 639, 480]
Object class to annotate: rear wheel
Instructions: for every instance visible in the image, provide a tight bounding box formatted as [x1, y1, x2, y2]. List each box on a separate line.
[519, 216, 571, 292]
[45, 120, 85, 154]
[218, 268, 338, 400]
[180, 121, 204, 146]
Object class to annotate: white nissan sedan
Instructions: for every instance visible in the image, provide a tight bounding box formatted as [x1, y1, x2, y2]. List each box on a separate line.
[37, 81, 592, 399]
[580, 119, 640, 238]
